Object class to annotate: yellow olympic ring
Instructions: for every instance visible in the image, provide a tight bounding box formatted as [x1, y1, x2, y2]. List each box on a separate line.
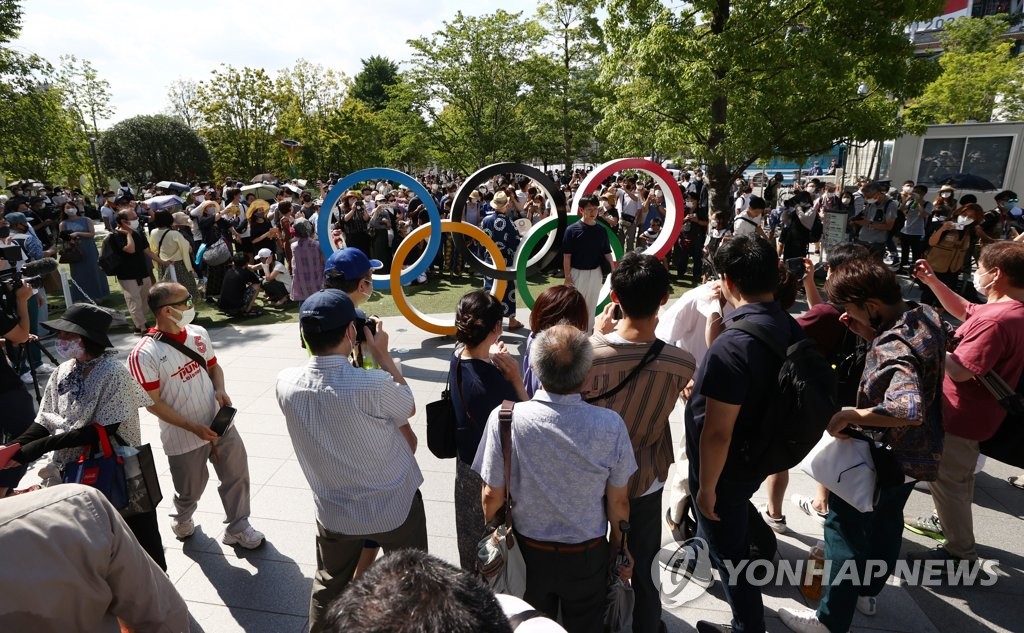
[390, 220, 509, 336]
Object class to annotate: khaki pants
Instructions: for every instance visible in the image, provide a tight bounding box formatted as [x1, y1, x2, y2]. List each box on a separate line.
[167, 426, 252, 534]
[930, 432, 979, 560]
[570, 266, 604, 332]
[309, 491, 427, 632]
[119, 276, 152, 330]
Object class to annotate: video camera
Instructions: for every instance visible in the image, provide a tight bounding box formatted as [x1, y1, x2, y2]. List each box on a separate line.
[0, 244, 58, 289]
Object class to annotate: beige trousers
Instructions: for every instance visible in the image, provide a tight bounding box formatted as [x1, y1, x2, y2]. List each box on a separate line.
[118, 276, 152, 330]
[930, 432, 979, 560]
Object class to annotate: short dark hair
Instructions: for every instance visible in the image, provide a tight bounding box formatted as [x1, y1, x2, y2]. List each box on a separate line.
[824, 258, 902, 306]
[959, 194, 977, 205]
[324, 275, 361, 293]
[226, 188, 241, 202]
[826, 242, 871, 270]
[748, 195, 766, 210]
[148, 282, 186, 314]
[713, 235, 779, 296]
[115, 210, 134, 225]
[232, 252, 248, 267]
[302, 322, 349, 355]
[278, 200, 293, 215]
[454, 290, 504, 347]
[322, 549, 513, 633]
[151, 210, 174, 228]
[578, 194, 599, 209]
[610, 252, 671, 319]
[979, 241, 1024, 288]
[530, 285, 589, 333]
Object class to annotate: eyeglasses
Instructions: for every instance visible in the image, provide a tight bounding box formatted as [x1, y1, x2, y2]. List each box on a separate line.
[159, 294, 193, 309]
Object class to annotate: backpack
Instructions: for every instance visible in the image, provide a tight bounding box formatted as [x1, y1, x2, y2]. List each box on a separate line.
[98, 234, 123, 275]
[809, 214, 824, 243]
[826, 304, 867, 408]
[727, 318, 839, 480]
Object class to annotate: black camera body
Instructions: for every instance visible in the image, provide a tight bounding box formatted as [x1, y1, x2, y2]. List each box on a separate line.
[354, 315, 380, 343]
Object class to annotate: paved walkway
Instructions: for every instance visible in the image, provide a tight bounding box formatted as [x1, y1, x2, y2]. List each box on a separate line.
[28, 308, 1024, 632]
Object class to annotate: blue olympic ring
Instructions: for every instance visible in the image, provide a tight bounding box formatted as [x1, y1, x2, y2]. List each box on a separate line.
[317, 168, 442, 290]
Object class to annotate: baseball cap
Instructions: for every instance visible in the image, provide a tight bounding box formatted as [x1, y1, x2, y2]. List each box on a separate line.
[4, 212, 27, 225]
[257, 248, 274, 260]
[374, 194, 386, 202]
[325, 248, 382, 280]
[299, 289, 357, 333]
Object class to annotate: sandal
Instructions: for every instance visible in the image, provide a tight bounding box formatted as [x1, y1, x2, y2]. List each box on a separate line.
[1009, 476, 1024, 490]
[508, 318, 524, 330]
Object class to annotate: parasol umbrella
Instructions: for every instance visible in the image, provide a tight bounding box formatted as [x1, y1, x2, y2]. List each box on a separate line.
[155, 181, 189, 193]
[605, 520, 634, 633]
[251, 173, 278, 184]
[282, 183, 304, 196]
[9, 179, 42, 190]
[144, 194, 184, 211]
[937, 173, 998, 191]
[241, 183, 280, 201]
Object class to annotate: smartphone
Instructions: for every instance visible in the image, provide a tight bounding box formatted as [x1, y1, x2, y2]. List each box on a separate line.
[210, 406, 237, 436]
[613, 304, 623, 320]
[785, 257, 806, 280]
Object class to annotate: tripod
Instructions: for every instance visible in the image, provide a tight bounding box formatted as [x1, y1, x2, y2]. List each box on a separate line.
[11, 338, 60, 402]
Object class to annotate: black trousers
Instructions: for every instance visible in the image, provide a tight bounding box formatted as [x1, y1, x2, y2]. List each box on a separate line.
[630, 491, 664, 633]
[0, 386, 34, 489]
[123, 508, 167, 571]
[520, 535, 609, 633]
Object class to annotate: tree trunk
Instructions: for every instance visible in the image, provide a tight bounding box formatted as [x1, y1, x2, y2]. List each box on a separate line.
[706, 0, 732, 219]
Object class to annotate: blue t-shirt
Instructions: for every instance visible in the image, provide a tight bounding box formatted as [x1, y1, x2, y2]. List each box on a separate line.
[563, 221, 611, 270]
[685, 301, 805, 485]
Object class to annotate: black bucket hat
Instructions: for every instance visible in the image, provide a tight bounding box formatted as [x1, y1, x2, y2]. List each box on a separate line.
[41, 304, 113, 348]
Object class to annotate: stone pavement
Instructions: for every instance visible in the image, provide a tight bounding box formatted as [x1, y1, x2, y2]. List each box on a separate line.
[29, 308, 1024, 633]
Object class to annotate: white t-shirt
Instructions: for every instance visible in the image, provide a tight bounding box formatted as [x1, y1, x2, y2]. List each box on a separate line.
[263, 260, 292, 292]
[127, 325, 220, 456]
[733, 211, 761, 238]
[656, 281, 736, 366]
[734, 194, 749, 215]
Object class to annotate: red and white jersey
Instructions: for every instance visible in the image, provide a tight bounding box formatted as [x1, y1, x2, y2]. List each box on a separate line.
[128, 324, 220, 456]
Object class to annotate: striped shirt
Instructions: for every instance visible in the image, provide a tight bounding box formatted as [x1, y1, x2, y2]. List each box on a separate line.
[127, 325, 220, 456]
[581, 333, 696, 498]
[276, 355, 421, 535]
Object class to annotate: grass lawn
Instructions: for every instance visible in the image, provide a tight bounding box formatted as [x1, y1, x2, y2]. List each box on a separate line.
[55, 260, 702, 334]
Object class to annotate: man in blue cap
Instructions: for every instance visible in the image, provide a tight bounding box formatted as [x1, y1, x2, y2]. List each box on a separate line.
[277, 289, 423, 632]
[323, 248, 382, 308]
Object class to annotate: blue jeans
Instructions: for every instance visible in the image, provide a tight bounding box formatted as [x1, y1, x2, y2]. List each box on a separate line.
[691, 474, 766, 633]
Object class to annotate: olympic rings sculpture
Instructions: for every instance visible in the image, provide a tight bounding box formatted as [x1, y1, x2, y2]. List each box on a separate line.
[317, 159, 685, 334]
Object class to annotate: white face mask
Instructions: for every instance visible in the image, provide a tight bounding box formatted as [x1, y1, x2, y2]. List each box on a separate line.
[170, 306, 195, 328]
[195, 195, 205, 203]
[65, 208, 77, 216]
[55, 337, 86, 361]
[902, 186, 913, 194]
[973, 270, 995, 293]
[942, 191, 953, 198]
[957, 215, 974, 226]
[129, 220, 140, 230]
[685, 201, 696, 209]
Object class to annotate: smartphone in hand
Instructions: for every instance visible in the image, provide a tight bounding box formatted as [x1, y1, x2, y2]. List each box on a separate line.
[210, 406, 237, 436]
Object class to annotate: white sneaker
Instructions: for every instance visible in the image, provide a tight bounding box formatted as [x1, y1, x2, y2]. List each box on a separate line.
[778, 607, 833, 633]
[791, 494, 828, 526]
[20, 372, 34, 384]
[856, 595, 877, 616]
[223, 525, 265, 549]
[757, 502, 788, 534]
[171, 519, 195, 539]
[34, 363, 57, 375]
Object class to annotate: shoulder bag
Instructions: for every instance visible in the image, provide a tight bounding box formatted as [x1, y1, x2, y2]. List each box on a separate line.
[477, 401, 527, 598]
[113, 432, 163, 518]
[426, 361, 459, 459]
[61, 423, 129, 511]
[585, 339, 665, 404]
[58, 236, 84, 264]
[977, 369, 1024, 469]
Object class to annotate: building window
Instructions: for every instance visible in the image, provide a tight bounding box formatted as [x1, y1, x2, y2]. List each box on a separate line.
[916, 136, 1013, 187]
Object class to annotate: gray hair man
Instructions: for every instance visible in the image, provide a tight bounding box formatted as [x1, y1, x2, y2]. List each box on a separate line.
[473, 324, 637, 633]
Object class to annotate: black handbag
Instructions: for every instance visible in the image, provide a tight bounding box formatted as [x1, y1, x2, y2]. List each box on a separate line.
[58, 237, 84, 264]
[977, 370, 1024, 469]
[426, 364, 458, 459]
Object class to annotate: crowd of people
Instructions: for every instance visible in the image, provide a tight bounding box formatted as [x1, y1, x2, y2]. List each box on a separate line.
[0, 164, 1023, 633]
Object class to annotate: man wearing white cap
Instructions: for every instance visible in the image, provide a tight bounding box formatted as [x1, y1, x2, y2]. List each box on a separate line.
[257, 248, 292, 306]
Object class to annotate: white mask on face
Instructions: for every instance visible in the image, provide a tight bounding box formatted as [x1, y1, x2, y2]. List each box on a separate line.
[957, 215, 974, 226]
[686, 200, 696, 209]
[973, 270, 995, 293]
[129, 220, 140, 230]
[65, 208, 77, 216]
[170, 306, 195, 328]
[902, 186, 913, 194]
[55, 337, 86, 361]
[942, 191, 953, 199]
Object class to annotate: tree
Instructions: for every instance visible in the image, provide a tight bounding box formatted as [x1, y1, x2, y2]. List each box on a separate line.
[407, 10, 544, 173]
[321, 97, 383, 174]
[524, 0, 605, 170]
[196, 65, 282, 180]
[97, 115, 212, 184]
[906, 15, 1024, 126]
[351, 56, 400, 112]
[0, 82, 91, 183]
[275, 59, 348, 179]
[377, 79, 432, 171]
[54, 54, 114, 136]
[166, 79, 203, 130]
[601, 0, 942, 215]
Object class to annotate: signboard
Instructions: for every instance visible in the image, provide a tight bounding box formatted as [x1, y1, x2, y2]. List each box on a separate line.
[821, 210, 848, 260]
[910, 0, 972, 34]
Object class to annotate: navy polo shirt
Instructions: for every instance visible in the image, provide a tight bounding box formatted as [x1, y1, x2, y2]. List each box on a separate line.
[685, 301, 805, 484]
[563, 221, 611, 270]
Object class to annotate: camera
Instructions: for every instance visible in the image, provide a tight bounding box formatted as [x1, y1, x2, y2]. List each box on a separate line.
[354, 314, 380, 343]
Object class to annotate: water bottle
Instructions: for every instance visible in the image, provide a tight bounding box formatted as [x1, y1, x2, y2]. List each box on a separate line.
[800, 540, 826, 601]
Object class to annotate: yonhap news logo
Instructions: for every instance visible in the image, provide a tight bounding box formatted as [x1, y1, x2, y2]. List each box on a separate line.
[653, 538, 1001, 606]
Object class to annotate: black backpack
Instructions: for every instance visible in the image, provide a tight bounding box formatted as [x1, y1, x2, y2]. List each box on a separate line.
[727, 318, 839, 480]
[98, 234, 123, 275]
[809, 214, 824, 243]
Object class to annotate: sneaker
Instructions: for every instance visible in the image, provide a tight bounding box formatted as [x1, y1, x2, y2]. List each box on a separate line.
[904, 513, 944, 541]
[778, 607, 832, 633]
[914, 480, 931, 492]
[758, 502, 788, 534]
[223, 525, 265, 549]
[856, 595, 877, 616]
[171, 519, 195, 539]
[791, 494, 827, 526]
[906, 546, 959, 562]
[34, 362, 57, 375]
[696, 622, 733, 633]
[20, 372, 34, 384]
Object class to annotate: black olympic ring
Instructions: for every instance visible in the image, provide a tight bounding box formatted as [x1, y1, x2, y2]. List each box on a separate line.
[449, 162, 568, 282]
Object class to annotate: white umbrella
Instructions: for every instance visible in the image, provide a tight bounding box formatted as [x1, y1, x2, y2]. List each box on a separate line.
[144, 194, 184, 210]
[155, 181, 189, 193]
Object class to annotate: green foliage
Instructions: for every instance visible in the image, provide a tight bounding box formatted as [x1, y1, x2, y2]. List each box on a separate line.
[97, 114, 212, 184]
[377, 80, 432, 171]
[275, 59, 349, 178]
[196, 65, 283, 180]
[54, 54, 114, 135]
[407, 10, 544, 173]
[905, 15, 1024, 125]
[0, 83, 91, 184]
[166, 79, 202, 130]
[351, 55, 400, 112]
